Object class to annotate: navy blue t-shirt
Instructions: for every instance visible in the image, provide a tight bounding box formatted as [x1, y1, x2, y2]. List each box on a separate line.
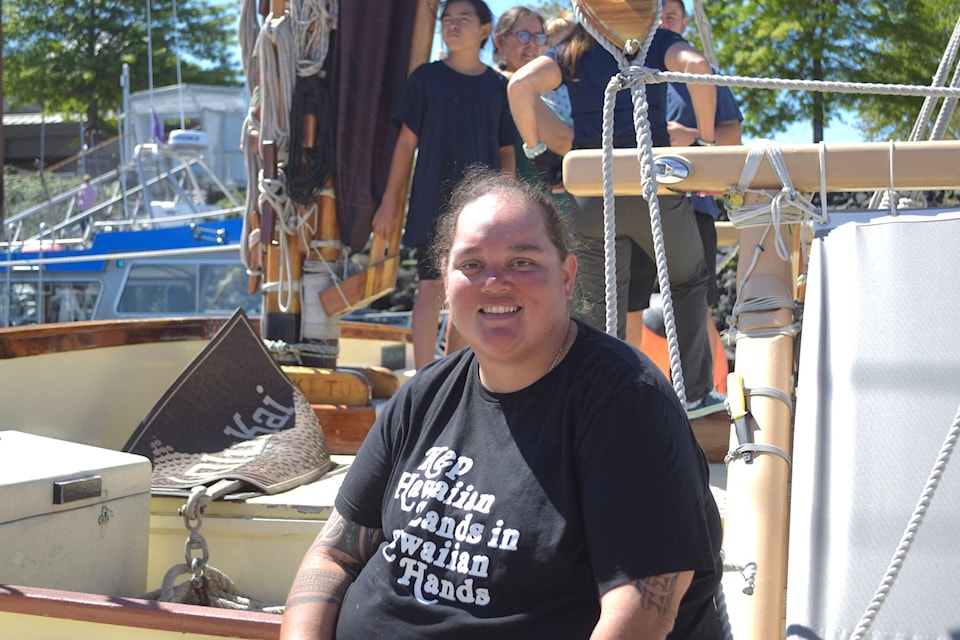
[667, 76, 743, 218]
[545, 28, 686, 150]
[393, 61, 515, 246]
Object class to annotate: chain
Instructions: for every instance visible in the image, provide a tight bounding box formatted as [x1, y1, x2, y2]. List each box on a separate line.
[179, 486, 212, 602]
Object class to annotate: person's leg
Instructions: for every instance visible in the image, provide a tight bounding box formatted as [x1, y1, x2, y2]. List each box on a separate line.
[572, 232, 632, 338]
[694, 210, 729, 391]
[412, 245, 443, 370]
[630, 195, 714, 404]
[412, 279, 443, 369]
[625, 243, 656, 349]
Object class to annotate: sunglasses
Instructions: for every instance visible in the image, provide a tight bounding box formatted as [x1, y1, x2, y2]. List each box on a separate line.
[509, 30, 547, 46]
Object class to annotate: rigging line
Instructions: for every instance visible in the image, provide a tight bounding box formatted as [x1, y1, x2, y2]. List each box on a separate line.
[633, 69, 960, 99]
[848, 401, 960, 640]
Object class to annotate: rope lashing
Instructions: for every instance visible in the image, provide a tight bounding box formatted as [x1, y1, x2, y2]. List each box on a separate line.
[725, 443, 792, 467]
[634, 69, 960, 99]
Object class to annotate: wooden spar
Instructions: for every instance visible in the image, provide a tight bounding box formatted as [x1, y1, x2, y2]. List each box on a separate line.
[318, 0, 441, 317]
[562, 140, 960, 195]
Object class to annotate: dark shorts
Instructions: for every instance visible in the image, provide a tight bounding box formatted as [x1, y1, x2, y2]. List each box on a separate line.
[414, 244, 441, 281]
[628, 243, 656, 312]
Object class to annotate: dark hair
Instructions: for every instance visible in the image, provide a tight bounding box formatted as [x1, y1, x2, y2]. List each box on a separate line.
[442, 0, 495, 49]
[554, 23, 593, 82]
[431, 166, 571, 276]
[492, 6, 545, 67]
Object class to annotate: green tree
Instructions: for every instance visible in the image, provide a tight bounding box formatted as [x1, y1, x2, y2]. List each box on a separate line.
[691, 0, 959, 141]
[4, 0, 240, 130]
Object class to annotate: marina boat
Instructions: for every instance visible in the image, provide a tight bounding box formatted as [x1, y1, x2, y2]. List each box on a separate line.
[2, 1, 960, 639]
[1, 137, 259, 328]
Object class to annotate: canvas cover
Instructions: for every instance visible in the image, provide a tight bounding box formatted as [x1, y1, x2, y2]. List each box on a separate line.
[124, 309, 333, 495]
[786, 209, 960, 639]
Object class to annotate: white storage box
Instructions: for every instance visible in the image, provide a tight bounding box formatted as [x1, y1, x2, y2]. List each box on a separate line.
[0, 430, 152, 596]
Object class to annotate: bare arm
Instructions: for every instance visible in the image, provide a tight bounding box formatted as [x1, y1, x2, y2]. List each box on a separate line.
[508, 56, 565, 150]
[536, 99, 574, 155]
[371, 124, 419, 239]
[279, 509, 385, 640]
[668, 117, 742, 147]
[590, 571, 694, 640]
[664, 42, 716, 144]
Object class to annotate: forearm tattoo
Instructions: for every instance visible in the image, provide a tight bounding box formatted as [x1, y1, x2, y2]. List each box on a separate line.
[286, 567, 350, 607]
[285, 509, 385, 610]
[634, 573, 679, 616]
[311, 510, 385, 578]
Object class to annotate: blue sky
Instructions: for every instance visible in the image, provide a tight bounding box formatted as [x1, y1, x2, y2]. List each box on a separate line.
[431, 0, 862, 144]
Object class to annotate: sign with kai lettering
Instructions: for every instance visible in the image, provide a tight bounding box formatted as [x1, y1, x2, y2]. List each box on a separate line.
[124, 309, 333, 495]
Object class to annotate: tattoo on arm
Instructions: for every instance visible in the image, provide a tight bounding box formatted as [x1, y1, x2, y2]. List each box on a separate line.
[311, 510, 386, 579]
[633, 573, 679, 617]
[285, 509, 386, 610]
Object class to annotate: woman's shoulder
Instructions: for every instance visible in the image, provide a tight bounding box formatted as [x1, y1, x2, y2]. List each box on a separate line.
[569, 320, 674, 391]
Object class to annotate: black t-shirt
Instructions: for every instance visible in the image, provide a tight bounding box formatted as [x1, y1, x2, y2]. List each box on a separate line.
[393, 61, 515, 246]
[335, 321, 722, 639]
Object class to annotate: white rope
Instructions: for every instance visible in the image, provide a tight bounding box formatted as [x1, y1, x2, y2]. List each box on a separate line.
[848, 401, 960, 640]
[690, 0, 719, 68]
[572, 1, 694, 406]
[571, 5, 734, 637]
[641, 69, 960, 99]
[239, 0, 264, 279]
[292, 0, 338, 77]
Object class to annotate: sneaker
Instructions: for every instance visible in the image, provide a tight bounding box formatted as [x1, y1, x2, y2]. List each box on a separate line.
[685, 390, 728, 420]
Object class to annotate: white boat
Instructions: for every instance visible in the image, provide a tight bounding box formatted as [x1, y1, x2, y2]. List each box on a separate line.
[2, 1, 960, 639]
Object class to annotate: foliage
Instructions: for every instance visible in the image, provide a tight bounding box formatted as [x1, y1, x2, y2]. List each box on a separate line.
[4, 0, 241, 130]
[686, 0, 959, 141]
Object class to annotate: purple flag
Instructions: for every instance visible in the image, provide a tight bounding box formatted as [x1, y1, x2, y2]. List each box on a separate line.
[151, 109, 164, 142]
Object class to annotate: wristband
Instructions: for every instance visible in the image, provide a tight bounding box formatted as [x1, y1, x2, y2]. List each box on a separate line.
[522, 140, 547, 159]
[693, 137, 716, 147]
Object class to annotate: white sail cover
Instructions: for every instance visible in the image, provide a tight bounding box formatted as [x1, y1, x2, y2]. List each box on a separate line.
[787, 209, 960, 639]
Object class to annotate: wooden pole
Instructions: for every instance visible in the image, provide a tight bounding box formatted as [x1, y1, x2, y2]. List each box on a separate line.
[562, 141, 960, 196]
[720, 199, 795, 640]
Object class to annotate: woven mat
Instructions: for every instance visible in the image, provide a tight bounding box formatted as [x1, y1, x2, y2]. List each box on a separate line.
[124, 310, 333, 495]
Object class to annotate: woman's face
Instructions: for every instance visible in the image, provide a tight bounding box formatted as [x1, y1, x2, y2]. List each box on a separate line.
[495, 14, 546, 72]
[444, 191, 576, 366]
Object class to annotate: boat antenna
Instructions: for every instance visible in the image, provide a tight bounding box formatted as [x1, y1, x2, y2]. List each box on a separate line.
[147, 0, 158, 141]
[173, 0, 186, 131]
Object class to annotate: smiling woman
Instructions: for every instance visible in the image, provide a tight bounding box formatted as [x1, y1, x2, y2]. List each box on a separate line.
[278, 167, 725, 640]
[432, 167, 575, 392]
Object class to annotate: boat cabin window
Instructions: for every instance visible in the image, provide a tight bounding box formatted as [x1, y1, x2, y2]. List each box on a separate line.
[116, 262, 259, 316]
[2, 281, 101, 326]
